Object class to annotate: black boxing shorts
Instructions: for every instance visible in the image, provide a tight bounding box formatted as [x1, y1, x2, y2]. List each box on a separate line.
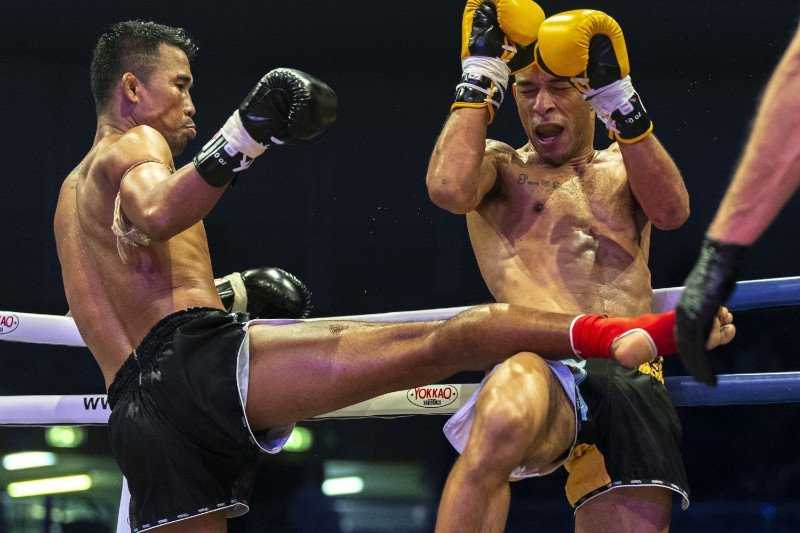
[563, 358, 690, 511]
[107, 308, 294, 532]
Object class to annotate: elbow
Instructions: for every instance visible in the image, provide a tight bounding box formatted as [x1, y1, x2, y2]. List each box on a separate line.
[652, 204, 690, 230]
[136, 206, 174, 242]
[427, 186, 476, 214]
[120, 198, 174, 241]
[426, 176, 477, 214]
[117, 186, 177, 242]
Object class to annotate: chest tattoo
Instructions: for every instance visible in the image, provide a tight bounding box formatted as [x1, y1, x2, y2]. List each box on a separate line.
[517, 173, 563, 190]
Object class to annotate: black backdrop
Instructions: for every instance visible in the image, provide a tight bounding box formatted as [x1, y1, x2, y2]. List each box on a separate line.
[2, 1, 800, 531]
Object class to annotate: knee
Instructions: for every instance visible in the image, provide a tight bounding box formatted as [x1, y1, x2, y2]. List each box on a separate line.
[464, 355, 552, 462]
[474, 393, 533, 451]
[460, 399, 532, 479]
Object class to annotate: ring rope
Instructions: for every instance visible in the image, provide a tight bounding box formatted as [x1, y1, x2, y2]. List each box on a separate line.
[2, 373, 800, 426]
[1, 276, 798, 348]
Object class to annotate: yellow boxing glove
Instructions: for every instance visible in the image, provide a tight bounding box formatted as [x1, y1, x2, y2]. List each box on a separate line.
[452, 0, 545, 123]
[536, 10, 652, 143]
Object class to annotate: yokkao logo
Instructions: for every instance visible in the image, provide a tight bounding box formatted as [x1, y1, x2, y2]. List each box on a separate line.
[406, 385, 459, 408]
[0, 314, 19, 335]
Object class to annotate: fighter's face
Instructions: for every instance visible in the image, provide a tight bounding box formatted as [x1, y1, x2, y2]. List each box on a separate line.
[513, 66, 594, 166]
[132, 44, 196, 155]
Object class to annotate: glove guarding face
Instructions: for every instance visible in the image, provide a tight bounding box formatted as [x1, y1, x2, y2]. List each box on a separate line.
[535, 10, 652, 143]
[452, 0, 545, 123]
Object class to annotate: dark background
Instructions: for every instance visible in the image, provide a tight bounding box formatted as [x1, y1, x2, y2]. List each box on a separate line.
[1, 1, 800, 531]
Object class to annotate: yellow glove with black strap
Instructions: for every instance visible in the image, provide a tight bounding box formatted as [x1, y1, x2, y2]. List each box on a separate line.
[452, 0, 545, 124]
[535, 10, 652, 143]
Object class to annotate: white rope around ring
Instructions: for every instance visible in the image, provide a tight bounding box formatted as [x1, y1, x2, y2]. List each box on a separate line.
[0, 385, 478, 425]
[2, 276, 799, 348]
[4, 372, 800, 426]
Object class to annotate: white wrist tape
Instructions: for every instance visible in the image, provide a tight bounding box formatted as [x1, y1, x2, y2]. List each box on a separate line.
[222, 272, 248, 313]
[462, 56, 511, 92]
[584, 76, 642, 131]
[220, 111, 268, 159]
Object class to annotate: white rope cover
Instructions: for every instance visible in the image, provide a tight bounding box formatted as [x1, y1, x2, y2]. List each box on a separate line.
[5, 372, 800, 426]
[1, 276, 798, 348]
[0, 385, 482, 426]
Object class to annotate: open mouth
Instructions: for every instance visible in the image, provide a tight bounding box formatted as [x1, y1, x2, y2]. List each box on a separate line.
[534, 123, 564, 144]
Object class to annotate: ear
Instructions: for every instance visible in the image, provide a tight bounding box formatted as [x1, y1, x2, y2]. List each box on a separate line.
[121, 72, 140, 104]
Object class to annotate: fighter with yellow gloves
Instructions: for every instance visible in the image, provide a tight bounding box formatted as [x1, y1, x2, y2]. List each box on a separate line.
[452, 0, 545, 123]
[430, 4, 698, 532]
[535, 9, 653, 143]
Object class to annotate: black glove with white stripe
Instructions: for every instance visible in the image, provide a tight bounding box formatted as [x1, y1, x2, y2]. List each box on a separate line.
[194, 68, 337, 187]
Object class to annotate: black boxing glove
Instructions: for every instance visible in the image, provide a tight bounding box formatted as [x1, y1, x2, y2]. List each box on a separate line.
[675, 237, 747, 385]
[194, 68, 337, 187]
[216, 267, 313, 319]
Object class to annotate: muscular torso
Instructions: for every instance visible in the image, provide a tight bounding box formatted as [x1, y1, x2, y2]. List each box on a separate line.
[54, 134, 222, 388]
[469, 142, 653, 316]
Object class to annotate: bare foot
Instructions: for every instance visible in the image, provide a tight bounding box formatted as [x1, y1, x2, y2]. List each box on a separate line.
[611, 307, 736, 368]
[611, 331, 657, 368]
[705, 306, 736, 350]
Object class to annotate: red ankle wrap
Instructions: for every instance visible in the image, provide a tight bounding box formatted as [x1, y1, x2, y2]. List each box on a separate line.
[570, 310, 677, 359]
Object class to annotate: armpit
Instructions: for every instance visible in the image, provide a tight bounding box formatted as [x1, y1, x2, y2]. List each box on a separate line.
[109, 160, 171, 263]
[111, 192, 151, 263]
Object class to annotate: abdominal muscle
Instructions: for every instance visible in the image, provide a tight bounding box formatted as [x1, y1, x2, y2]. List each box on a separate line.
[466, 158, 654, 318]
[470, 232, 654, 317]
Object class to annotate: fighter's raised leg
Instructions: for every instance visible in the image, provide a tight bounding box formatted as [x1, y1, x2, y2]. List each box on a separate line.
[436, 352, 576, 533]
[244, 304, 574, 428]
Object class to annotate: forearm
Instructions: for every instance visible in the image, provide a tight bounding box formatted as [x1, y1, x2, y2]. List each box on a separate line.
[619, 135, 689, 230]
[426, 109, 490, 213]
[709, 28, 800, 245]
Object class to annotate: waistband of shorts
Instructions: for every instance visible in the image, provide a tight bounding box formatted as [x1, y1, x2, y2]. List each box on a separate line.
[107, 307, 223, 408]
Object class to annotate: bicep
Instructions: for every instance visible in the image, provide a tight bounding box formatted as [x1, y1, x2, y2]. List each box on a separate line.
[118, 161, 172, 201]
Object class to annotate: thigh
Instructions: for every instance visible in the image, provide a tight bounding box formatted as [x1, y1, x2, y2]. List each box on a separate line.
[473, 353, 576, 467]
[244, 320, 459, 428]
[575, 486, 672, 533]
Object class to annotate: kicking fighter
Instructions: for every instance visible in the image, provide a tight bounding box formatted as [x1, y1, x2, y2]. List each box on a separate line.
[54, 20, 693, 533]
[426, 4, 735, 532]
[677, 22, 800, 384]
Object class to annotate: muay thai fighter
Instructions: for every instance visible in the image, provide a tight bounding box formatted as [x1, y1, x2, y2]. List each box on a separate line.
[55, 19, 727, 533]
[426, 4, 736, 532]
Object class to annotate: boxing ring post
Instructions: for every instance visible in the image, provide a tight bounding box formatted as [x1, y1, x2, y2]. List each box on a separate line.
[1, 276, 799, 533]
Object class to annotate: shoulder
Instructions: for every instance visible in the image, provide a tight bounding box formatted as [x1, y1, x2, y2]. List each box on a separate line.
[484, 139, 520, 172]
[96, 126, 173, 186]
[597, 142, 623, 162]
[485, 138, 516, 158]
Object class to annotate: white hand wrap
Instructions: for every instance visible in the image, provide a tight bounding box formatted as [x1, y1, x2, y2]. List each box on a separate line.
[221, 272, 248, 313]
[220, 111, 269, 159]
[461, 56, 511, 93]
[583, 76, 643, 134]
